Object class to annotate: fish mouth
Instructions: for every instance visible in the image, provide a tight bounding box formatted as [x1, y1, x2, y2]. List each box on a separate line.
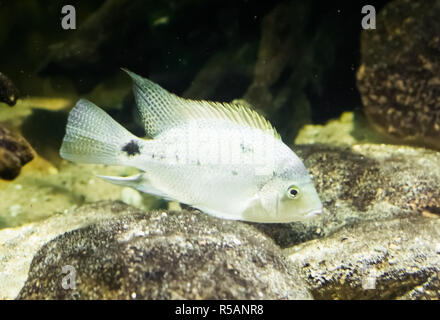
[305, 207, 323, 218]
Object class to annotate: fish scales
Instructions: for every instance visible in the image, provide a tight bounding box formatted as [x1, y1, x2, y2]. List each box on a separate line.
[60, 69, 322, 223]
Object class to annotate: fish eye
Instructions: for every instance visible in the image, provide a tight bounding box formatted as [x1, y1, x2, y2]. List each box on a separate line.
[287, 185, 300, 199]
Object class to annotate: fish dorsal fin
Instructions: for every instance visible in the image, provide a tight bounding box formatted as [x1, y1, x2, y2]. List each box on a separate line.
[123, 69, 281, 140]
[180, 99, 281, 140]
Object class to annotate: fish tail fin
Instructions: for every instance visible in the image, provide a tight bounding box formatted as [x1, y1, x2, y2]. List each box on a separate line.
[60, 99, 143, 166]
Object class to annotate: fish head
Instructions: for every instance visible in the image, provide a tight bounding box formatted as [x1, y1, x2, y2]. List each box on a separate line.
[277, 179, 323, 221]
[242, 160, 323, 223]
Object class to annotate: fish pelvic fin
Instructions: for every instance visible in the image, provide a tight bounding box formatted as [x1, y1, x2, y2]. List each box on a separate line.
[60, 99, 145, 167]
[97, 173, 176, 201]
[191, 204, 242, 221]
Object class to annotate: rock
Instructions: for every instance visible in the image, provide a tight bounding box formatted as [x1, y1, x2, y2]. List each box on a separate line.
[242, 2, 367, 139]
[295, 111, 391, 147]
[17, 203, 311, 300]
[244, 2, 306, 112]
[182, 43, 257, 102]
[252, 143, 440, 247]
[0, 72, 19, 106]
[0, 97, 73, 133]
[37, 0, 272, 95]
[0, 201, 135, 300]
[39, 0, 140, 92]
[0, 125, 34, 180]
[285, 216, 440, 299]
[120, 187, 143, 207]
[243, 1, 312, 137]
[356, 0, 440, 149]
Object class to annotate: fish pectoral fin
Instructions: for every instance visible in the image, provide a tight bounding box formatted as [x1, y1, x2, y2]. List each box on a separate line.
[97, 173, 175, 201]
[241, 194, 280, 223]
[257, 184, 280, 214]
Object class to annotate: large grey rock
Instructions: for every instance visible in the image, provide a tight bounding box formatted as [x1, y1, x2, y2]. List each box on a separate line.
[0, 124, 34, 180]
[0, 201, 137, 299]
[285, 216, 440, 299]
[17, 203, 312, 300]
[4, 140, 440, 300]
[357, 0, 440, 149]
[253, 143, 440, 247]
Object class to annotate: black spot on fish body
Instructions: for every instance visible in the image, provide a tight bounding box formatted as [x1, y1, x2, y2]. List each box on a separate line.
[232, 170, 238, 176]
[240, 143, 253, 154]
[122, 140, 140, 156]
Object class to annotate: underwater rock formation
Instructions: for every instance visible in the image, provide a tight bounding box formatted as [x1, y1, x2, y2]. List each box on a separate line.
[241, 1, 365, 139]
[0, 201, 134, 299]
[182, 43, 257, 102]
[38, 0, 275, 94]
[254, 143, 440, 247]
[286, 216, 440, 299]
[294, 111, 391, 146]
[39, 0, 137, 91]
[31, 0, 365, 136]
[243, 1, 312, 137]
[0, 72, 19, 106]
[357, 0, 440, 149]
[0, 125, 33, 180]
[3, 138, 440, 300]
[17, 204, 311, 300]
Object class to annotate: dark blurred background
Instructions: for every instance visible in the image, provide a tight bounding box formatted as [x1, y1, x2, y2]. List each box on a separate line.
[0, 0, 391, 139]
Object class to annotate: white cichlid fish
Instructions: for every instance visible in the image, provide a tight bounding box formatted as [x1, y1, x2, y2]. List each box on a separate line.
[60, 69, 322, 223]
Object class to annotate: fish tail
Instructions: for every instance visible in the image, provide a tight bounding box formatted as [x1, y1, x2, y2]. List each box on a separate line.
[60, 99, 142, 166]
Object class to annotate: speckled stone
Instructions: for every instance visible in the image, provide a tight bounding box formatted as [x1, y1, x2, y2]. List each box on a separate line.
[0, 72, 19, 106]
[0, 201, 137, 299]
[17, 204, 312, 300]
[0, 125, 34, 180]
[285, 216, 440, 299]
[356, 0, 440, 149]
